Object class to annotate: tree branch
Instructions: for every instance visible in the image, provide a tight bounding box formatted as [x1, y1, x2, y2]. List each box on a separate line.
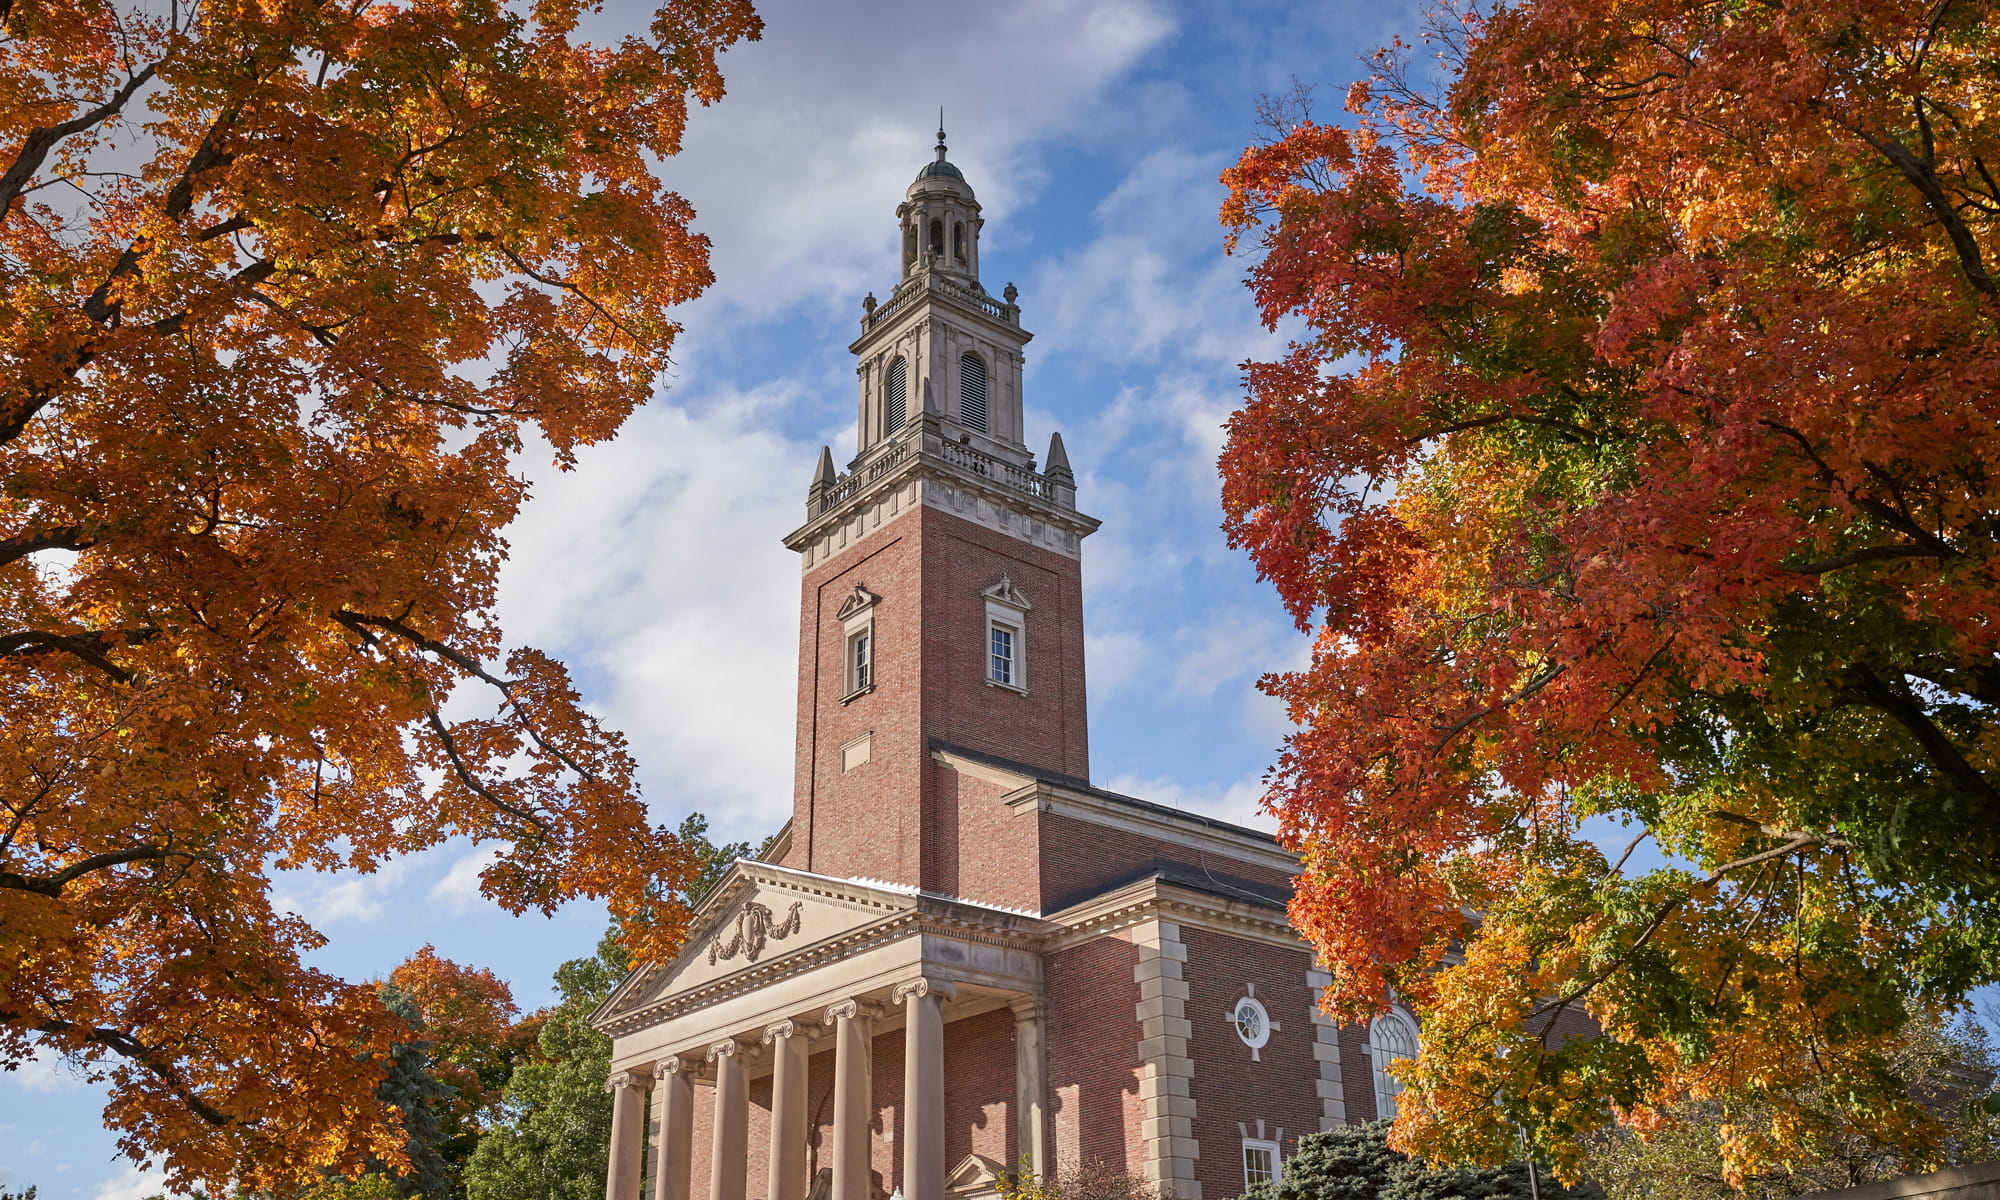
[0, 63, 160, 216]
[0, 1010, 234, 1126]
[1838, 663, 2000, 805]
[0, 525, 91, 571]
[0, 844, 215, 897]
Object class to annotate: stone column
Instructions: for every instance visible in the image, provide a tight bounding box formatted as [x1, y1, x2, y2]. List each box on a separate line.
[823, 999, 877, 1200]
[651, 1056, 695, 1200]
[605, 1069, 648, 1200]
[896, 979, 953, 1200]
[708, 1040, 750, 1200]
[1010, 997, 1051, 1179]
[764, 1020, 809, 1200]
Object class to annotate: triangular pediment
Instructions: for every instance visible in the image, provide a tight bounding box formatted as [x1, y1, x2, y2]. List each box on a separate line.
[835, 584, 879, 621]
[945, 1155, 1006, 1199]
[595, 862, 919, 1022]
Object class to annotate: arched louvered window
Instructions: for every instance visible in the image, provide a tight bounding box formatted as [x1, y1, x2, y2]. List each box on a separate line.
[959, 353, 988, 433]
[884, 356, 908, 434]
[927, 219, 944, 258]
[952, 221, 966, 262]
[1368, 1010, 1418, 1118]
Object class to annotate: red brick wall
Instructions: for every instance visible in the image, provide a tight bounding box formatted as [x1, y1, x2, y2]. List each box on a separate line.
[1037, 814, 1294, 915]
[789, 526, 927, 884]
[944, 1006, 1019, 1171]
[1178, 930, 1323, 1199]
[1045, 934, 1145, 1176]
[914, 507, 1088, 781]
[787, 503, 1088, 890]
[926, 759, 1041, 910]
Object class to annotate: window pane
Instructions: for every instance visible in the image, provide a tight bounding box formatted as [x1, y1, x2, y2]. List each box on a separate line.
[989, 625, 1013, 684]
[850, 630, 871, 691]
[1370, 1013, 1417, 1118]
[1244, 1145, 1274, 1187]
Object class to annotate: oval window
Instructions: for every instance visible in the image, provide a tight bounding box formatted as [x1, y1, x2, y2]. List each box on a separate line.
[1233, 996, 1270, 1051]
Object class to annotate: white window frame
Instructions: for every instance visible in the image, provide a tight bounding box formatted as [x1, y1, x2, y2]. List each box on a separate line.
[844, 623, 873, 698]
[982, 576, 1031, 695]
[1368, 1008, 1419, 1119]
[987, 617, 1020, 689]
[1242, 1138, 1281, 1189]
[837, 585, 879, 702]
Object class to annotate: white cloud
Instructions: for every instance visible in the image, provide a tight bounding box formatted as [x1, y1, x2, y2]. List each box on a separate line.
[271, 857, 412, 926]
[497, 384, 814, 844]
[8, 1045, 86, 1094]
[640, 0, 1178, 324]
[428, 845, 504, 915]
[93, 1164, 169, 1200]
[1101, 771, 1274, 832]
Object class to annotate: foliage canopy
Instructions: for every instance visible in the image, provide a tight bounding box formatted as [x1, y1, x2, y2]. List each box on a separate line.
[1220, 0, 2000, 1184]
[0, 0, 759, 1190]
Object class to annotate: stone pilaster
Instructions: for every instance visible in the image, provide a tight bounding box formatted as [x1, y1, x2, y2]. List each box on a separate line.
[1132, 920, 1199, 1199]
[1010, 996, 1051, 1178]
[1307, 967, 1347, 1130]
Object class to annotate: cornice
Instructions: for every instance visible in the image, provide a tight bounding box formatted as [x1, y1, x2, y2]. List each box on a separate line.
[1002, 778, 1299, 877]
[1042, 876, 1309, 954]
[784, 447, 1098, 566]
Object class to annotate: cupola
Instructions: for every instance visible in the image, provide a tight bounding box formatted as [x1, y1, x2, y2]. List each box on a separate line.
[898, 122, 981, 283]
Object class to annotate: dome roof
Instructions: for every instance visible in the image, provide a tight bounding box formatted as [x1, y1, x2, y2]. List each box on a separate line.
[909, 124, 972, 196]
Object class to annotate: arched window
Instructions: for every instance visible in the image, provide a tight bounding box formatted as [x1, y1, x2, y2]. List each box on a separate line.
[952, 221, 966, 262]
[927, 218, 944, 258]
[959, 353, 988, 433]
[1368, 1010, 1418, 1118]
[902, 225, 917, 274]
[884, 356, 908, 434]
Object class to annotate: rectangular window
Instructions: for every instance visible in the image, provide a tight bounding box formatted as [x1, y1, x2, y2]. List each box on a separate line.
[847, 627, 872, 694]
[1243, 1141, 1280, 1189]
[988, 624, 1014, 686]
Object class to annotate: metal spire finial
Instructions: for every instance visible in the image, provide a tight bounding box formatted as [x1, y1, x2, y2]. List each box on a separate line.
[935, 108, 947, 161]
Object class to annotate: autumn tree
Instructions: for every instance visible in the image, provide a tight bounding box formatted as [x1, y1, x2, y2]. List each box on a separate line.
[461, 813, 761, 1200]
[387, 947, 532, 1183]
[0, 0, 760, 1192]
[1580, 1017, 1998, 1200]
[1219, 0, 2000, 1186]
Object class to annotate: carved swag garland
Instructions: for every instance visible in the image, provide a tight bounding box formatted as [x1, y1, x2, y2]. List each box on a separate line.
[708, 900, 805, 965]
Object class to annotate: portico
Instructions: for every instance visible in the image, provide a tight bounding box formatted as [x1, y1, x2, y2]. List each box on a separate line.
[594, 863, 1053, 1200]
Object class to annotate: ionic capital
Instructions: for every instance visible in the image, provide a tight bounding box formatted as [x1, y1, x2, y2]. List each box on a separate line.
[822, 998, 885, 1025]
[893, 977, 956, 1005]
[707, 1038, 742, 1062]
[762, 1019, 799, 1044]
[653, 1055, 690, 1081]
[605, 1068, 646, 1093]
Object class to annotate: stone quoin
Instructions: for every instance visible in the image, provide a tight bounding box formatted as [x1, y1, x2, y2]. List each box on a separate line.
[587, 127, 1418, 1200]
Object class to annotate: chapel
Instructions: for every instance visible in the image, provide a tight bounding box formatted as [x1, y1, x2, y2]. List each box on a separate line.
[587, 131, 1421, 1200]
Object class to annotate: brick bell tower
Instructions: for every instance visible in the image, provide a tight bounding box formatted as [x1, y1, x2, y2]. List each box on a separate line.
[779, 126, 1100, 888]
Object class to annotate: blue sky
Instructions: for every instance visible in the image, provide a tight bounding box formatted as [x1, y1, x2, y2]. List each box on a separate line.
[1, 1, 1427, 1193]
